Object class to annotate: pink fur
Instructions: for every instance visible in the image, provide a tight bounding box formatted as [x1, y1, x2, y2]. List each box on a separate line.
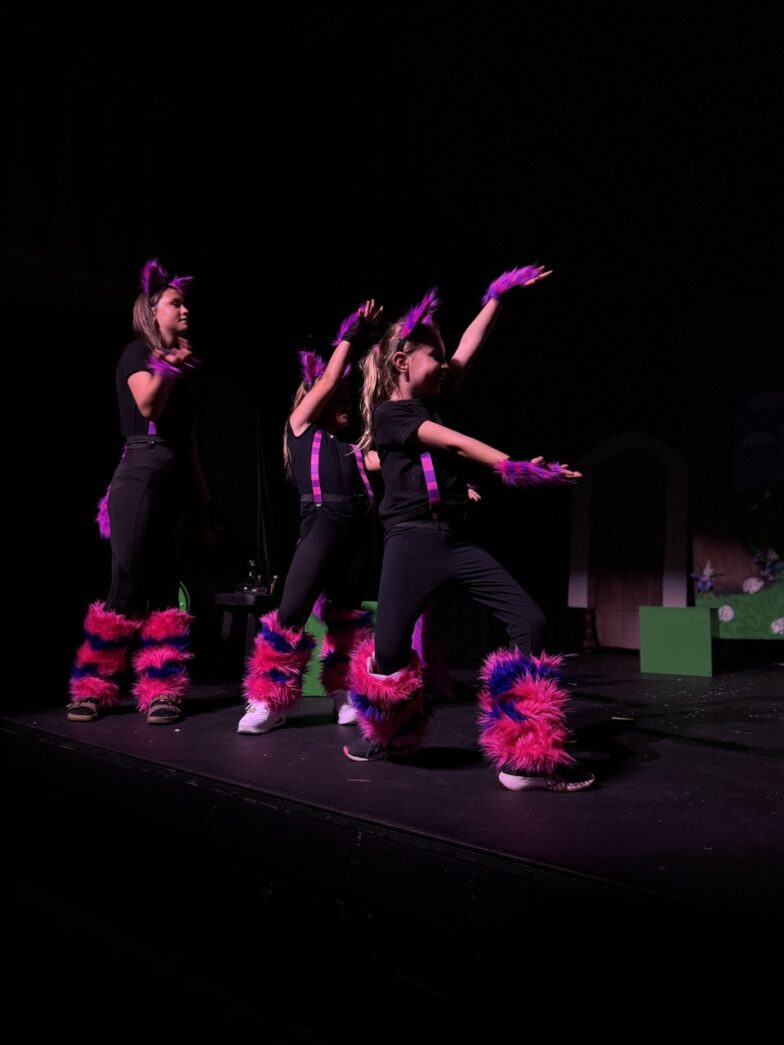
[133, 671, 190, 710]
[138, 608, 193, 642]
[68, 603, 138, 706]
[481, 265, 546, 305]
[84, 602, 139, 641]
[69, 676, 121, 705]
[399, 288, 441, 341]
[132, 608, 193, 711]
[132, 644, 192, 674]
[333, 307, 362, 346]
[319, 607, 373, 694]
[355, 691, 427, 750]
[348, 637, 426, 750]
[140, 258, 193, 296]
[494, 459, 572, 487]
[242, 611, 315, 712]
[348, 637, 422, 710]
[477, 648, 573, 773]
[97, 487, 111, 539]
[75, 643, 129, 676]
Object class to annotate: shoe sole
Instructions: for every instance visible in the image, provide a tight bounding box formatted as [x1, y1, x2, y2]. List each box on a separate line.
[238, 716, 286, 735]
[66, 712, 100, 722]
[498, 770, 595, 792]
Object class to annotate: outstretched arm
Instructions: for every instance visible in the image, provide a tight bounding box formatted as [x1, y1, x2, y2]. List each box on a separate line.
[416, 420, 580, 484]
[290, 299, 382, 436]
[448, 266, 551, 388]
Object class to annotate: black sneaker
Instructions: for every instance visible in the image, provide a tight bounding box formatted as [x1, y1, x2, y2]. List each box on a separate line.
[342, 736, 421, 763]
[343, 736, 390, 762]
[498, 762, 595, 792]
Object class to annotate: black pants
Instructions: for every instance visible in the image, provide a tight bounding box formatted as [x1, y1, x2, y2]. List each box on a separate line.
[374, 520, 545, 674]
[104, 437, 188, 617]
[277, 506, 372, 629]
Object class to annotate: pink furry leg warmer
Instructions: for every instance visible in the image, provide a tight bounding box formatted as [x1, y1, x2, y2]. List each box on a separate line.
[69, 602, 138, 708]
[243, 610, 316, 713]
[347, 636, 428, 752]
[319, 604, 374, 695]
[132, 608, 194, 712]
[476, 648, 574, 773]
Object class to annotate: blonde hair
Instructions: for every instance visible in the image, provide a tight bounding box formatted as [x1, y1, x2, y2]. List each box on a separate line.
[357, 320, 443, 453]
[132, 286, 176, 354]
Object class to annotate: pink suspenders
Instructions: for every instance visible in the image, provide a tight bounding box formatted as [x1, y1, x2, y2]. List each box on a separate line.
[309, 430, 374, 506]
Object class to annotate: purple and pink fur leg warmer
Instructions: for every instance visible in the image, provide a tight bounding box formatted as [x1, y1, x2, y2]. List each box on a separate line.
[243, 610, 316, 712]
[319, 604, 374, 696]
[477, 648, 574, 773]
[69, 602, 138, 707]
[132, 608, 194, 712]
[348, 636, 427, 751]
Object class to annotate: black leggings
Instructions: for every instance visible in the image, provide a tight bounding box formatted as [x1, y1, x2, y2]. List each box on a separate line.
[277, 507, 372, 629]
[374, 521, 545, 674]
[104, 437, 188, 617]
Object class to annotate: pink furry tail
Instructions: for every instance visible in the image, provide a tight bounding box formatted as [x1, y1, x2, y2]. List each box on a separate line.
[97, 486, 111, 539]
[494, 459, 574, 487]
[481, 265, 548, 305]
[399, 288, 441, 341]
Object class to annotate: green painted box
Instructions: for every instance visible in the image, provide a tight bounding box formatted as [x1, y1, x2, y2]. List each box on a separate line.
[638, 606, 718, 677]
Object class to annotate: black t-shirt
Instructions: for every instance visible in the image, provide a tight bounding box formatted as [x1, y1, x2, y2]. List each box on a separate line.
[116, 340, 194, 448]
[287, 421, 369, 520]
[373, 399, 468, 526]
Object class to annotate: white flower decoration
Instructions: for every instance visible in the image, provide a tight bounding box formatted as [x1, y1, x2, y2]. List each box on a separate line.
[742, 577, 764, 594]
[718, 605, 735, 623]
[771, 618, 784, 635]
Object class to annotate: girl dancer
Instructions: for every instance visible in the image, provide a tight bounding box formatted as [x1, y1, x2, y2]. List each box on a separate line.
[239, 301, 383, 734]
[67, 259, 206, 725]
[347, 268, 594, 792]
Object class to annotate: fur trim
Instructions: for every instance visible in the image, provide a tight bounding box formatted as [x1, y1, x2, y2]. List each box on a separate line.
[348, 637, 427, 750]
[494, 459, 573, 487]
[97, 486, 111, 539]
[481, 265, 547, 305]
[477, 648, 573, 773]
[399, 288, 441, 341]
[68, 603, 137, 706]
[132, 608, 193, 711]
[243, 610, 315, 712]
[319, 605, 374, 694]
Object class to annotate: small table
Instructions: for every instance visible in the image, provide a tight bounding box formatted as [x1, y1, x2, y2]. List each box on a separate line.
[213, 591, 279, 665]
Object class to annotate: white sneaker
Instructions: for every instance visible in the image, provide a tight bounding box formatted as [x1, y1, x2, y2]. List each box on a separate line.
[332, 690, 357, 725]
[237, 702, 286, 735]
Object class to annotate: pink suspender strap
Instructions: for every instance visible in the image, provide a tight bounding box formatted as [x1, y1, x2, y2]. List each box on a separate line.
[420, 452, 441, 512]
[310, 429, 324, 505]
[310, 429, 373, 506]
[352, 446, 375, 503]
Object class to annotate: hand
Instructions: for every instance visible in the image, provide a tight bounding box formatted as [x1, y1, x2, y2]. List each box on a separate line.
[156, 337, 193, 370]
[359, 299, 384, 327]
[521, 267, 552, 287]
[467, 484, 482, 503]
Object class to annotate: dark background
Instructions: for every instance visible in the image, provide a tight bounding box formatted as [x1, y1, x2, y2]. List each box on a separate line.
[4, 6, 782, 693]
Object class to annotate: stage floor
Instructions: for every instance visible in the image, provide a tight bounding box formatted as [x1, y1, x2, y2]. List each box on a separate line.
[3, 651, 782, 1038]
